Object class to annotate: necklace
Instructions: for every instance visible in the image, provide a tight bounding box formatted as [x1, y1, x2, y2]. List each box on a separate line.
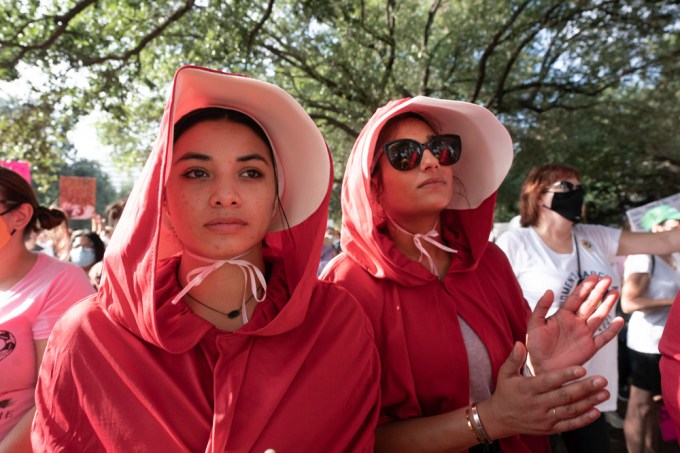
[178, 281, 262, 319]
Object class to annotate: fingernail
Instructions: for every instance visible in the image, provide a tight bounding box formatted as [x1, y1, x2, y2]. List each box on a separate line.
[597, 392, 608, 401]
[593, 378, 605, 387]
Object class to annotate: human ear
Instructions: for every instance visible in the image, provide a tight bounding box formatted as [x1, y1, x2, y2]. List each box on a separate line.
[13, 203, 33, 231]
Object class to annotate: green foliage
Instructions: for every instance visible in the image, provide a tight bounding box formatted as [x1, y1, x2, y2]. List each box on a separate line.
[0, 0, 679, 222]
[0, 91, 78, 193]
[500, 60, 680, 225]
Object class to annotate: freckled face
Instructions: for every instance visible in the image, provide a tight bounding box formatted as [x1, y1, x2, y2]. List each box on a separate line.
[374, 118, 455, 220]
[165, 119, 277, 259]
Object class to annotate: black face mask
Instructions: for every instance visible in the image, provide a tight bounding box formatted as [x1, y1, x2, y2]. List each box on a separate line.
[547, 187, 584, 223]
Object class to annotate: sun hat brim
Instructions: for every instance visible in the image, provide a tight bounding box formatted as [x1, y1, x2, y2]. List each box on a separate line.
[170, 66, 330, 231]
[369, 96, 513, 210]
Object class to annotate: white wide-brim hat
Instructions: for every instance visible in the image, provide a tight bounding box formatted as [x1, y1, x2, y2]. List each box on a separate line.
[369, 96, 513, 210]
[170, 66, 330, 231]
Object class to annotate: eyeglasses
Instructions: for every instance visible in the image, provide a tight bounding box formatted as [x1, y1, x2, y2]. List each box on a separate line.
[0, 200, 18, 216]
[382, 134, 462, 171]
[546, 181, 583, 193]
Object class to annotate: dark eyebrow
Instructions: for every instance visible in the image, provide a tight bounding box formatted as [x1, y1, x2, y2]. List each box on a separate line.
[174, 152, 211, 164]
[237, 153, 271, 165]
[173, 152, 271, 165]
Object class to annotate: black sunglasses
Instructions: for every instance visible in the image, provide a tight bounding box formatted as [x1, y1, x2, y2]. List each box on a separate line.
[382, 134, 462, 171]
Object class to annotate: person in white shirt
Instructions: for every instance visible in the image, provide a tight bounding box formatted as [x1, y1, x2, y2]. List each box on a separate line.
[497, 164, 680, 453]
[621, 205, 680, 453]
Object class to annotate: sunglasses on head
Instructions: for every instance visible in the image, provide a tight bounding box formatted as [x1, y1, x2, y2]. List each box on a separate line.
[0, 200, 19, 216]
[546, 181, 583, 193]
[382, 134, 462, 172]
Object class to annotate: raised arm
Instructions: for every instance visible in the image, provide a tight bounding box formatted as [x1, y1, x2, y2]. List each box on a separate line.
[617, 229, 680, 257]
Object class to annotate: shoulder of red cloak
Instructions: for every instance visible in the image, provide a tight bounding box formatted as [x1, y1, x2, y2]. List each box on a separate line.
[659, 291, 680, 433]
[38, 293, 105, 375]
[320, 252, 387, 323]
[311, 279, 377, 339]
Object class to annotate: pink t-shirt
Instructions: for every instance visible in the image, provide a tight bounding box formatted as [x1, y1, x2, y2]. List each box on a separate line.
[0, 253, 94, 439]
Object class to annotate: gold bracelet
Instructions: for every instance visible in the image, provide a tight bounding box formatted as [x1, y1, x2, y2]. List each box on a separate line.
[465, 406, 483, 444]
[471, 403, 492, 444]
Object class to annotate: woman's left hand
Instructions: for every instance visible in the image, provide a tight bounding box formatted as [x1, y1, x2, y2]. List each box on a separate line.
[526, 274, 624, 375]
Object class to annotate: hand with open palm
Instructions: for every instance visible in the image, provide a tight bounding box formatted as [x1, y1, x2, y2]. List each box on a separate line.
[526, 274, 624, 375]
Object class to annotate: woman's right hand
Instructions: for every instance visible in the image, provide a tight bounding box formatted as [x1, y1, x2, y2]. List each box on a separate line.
[526, 274, 623, 375]
[479, 341, 609, 440]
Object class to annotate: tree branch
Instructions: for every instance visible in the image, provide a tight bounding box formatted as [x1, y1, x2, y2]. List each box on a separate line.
[0, 0, 98, 69]
[488, 20, 549, 108]
[245, 0, 275, 69]
[418, 0, 441, 94]
[469, 0, 531, 102]
[81, 0, 196, 66]
[309, 112, 360, 137]
[378, 0, 397, 94]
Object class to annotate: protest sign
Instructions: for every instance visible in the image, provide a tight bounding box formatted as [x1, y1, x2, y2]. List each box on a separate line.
[0, 160, 31, 183]
[625, 193, 680, 232]
[59, 176, 97, 220]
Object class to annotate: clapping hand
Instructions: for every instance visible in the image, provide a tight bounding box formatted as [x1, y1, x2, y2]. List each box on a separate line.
[481, 341, 609, 439]
[525, 274, 624, 375]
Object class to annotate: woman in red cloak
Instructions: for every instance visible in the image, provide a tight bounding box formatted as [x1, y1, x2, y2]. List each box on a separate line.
[32, 66, 380, 452]
[321, 98, 623, 452]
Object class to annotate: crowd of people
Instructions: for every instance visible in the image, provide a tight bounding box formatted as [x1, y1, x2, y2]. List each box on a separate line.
[1, 64, 679, 453]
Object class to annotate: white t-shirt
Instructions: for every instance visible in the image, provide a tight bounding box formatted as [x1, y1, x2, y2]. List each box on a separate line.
[496, 224, 622, 411]
[0, 253, 95, 439]
[623, 253, 680, 354]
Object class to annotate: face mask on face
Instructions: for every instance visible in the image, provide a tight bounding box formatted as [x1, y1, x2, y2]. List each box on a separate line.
[548, 187, 585, 223]
[70, 246, 97, 268]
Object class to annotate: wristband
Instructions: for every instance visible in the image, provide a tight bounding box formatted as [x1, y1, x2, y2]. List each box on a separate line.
[470, 403, 492, 444]
[465, 406, 483, 444]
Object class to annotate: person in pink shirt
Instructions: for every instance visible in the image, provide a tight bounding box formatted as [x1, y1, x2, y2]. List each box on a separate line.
[0, 167, 95, 452]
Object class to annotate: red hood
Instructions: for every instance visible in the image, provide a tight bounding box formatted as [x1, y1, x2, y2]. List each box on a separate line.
[98, 67, 332, 352]
[340, 97, 504, 283]
[326, 97, 547, 452]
